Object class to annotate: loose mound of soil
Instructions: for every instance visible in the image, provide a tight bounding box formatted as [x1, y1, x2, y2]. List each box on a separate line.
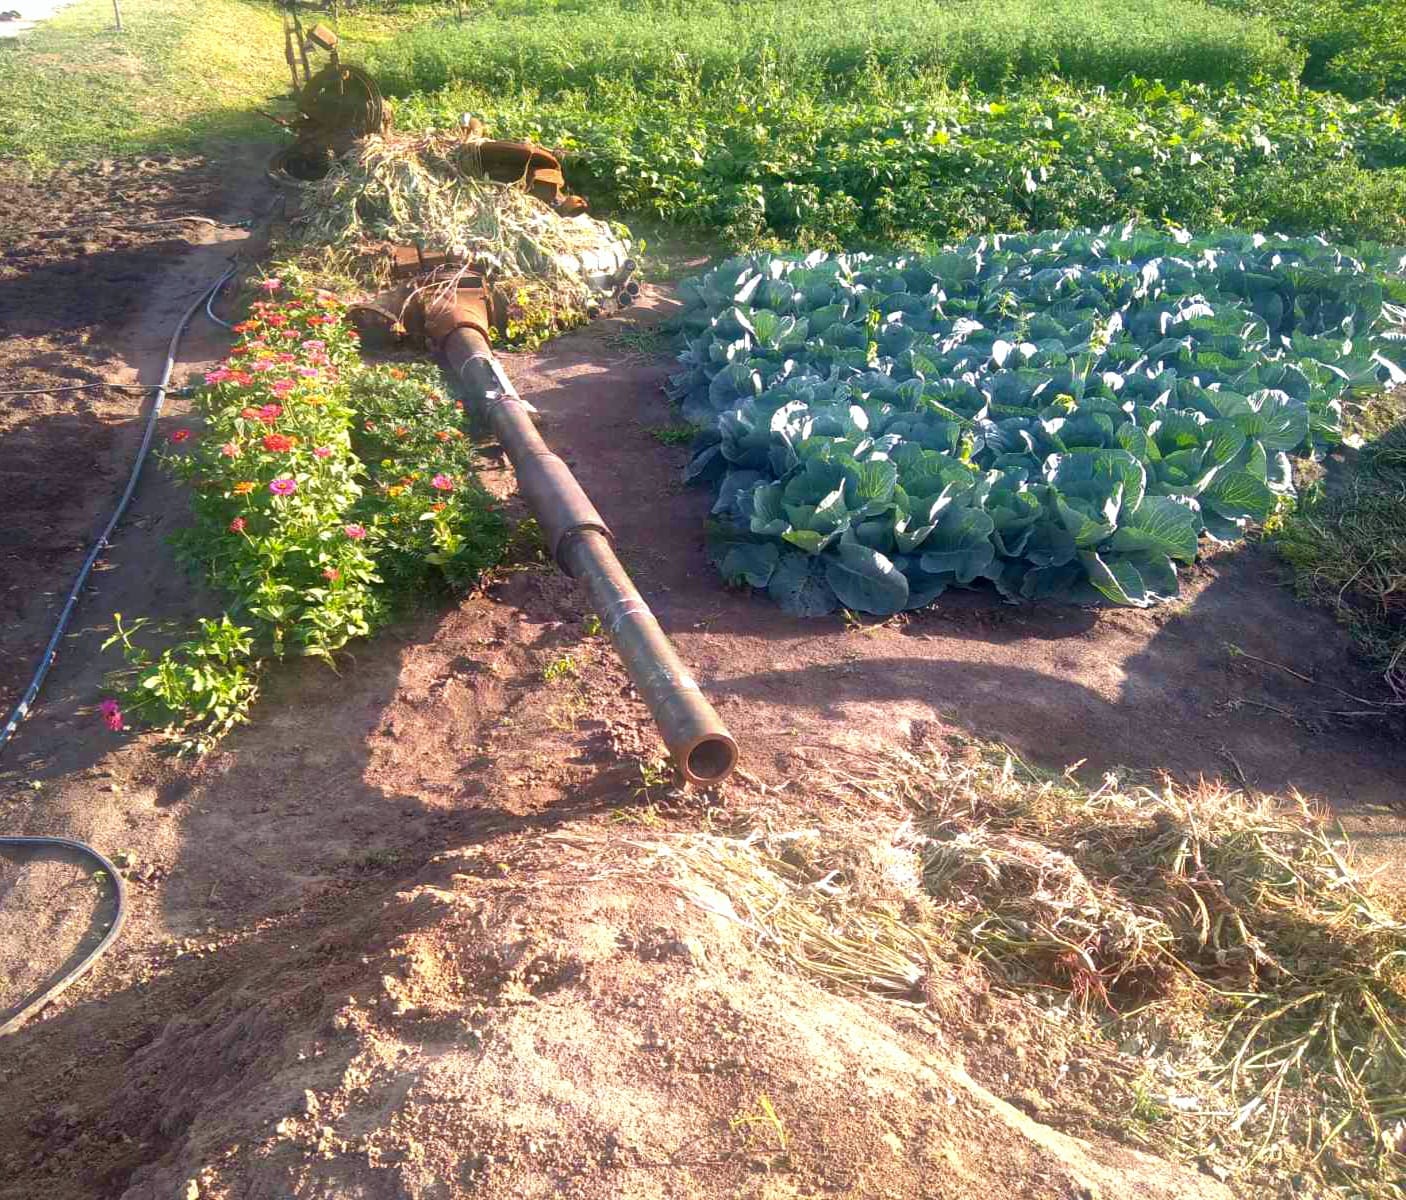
[5, 820, 1232, 1200]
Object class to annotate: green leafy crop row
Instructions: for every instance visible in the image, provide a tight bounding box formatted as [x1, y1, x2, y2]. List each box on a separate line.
[1209, 0, 1406, 98]
[393, 72, 1406, 251]
[668, 227, 1406, 615]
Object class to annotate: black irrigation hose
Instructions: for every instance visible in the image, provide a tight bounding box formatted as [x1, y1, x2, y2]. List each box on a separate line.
[0, 383, 194, 397]
[0, 263, 237, 1035]
[0, 838, 128, 1038]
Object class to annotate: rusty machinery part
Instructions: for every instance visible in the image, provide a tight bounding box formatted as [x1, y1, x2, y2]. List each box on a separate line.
[269, 63, 391, 183]
[346, 247, 639, 348]
[454, 139, 590, 215]
[421, 288, 738, 785]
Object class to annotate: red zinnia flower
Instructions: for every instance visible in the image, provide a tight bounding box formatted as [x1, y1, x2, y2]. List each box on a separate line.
[262, 433, 295, 452]
[229, 517, 247, 533]
[169, 428, 192, 443]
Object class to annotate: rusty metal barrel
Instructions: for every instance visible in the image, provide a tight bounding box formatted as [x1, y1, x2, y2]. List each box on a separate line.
[423, 286, 738, 786]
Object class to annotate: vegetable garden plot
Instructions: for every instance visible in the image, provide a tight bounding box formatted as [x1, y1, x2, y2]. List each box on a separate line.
[669, 226, 1406, 614]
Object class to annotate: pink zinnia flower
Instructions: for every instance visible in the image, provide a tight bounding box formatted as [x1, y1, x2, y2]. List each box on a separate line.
[169, 428, 192, 443]
[98, 698, 123, 732]
[296, 366, 319, 379]
[220, 441, 239, 457]
[343, 523, 367, 540]
[313, 446, 333, 459]
[229, 516, 247, 533]
[269, 477, 297, 496]
[322, 567, 341, 582]
[204, 368, 233, 384]
[250, 359, 275, 374]
[276, 352, 297, 364]
[430, 473, 454, 492]
[301, 339, 326, 351]
[271, 379, 295, 397]
[259, 277, 282, 293]
[258, 403, 282, 424]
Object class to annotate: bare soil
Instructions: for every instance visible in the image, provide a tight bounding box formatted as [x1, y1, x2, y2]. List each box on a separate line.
[1, 162, 1402, 1199]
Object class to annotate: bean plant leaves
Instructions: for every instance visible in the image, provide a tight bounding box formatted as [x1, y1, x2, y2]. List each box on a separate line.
[671, 224, 1406, 613]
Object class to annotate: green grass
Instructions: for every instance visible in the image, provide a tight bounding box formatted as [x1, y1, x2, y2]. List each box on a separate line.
[1277, 392, 1406, 700]
[0, 0, 428, 167]
[370, 0, 1301, 97]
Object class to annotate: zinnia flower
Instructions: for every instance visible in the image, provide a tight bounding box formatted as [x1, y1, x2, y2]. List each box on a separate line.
[204, 368, 233, 384]
[266, 314, 288, 327]
[313, 446, 332, 459]
[229, 517, 247, 533]
[231, 320, 257, 334]
[322, 567, 341, 581]
[99, 698, 124, 732]
[262, 433, 295, 453]
[301, 339, 326, 351]
[343, 524, 367, 540]
[269, 477, 297, 496]
[430, 473, 454, 492]
[434, 430, 452, 442]
[271, 379, 295, 396]
[220, 442, 239, 458]
[258, 403, 282, 423]
[169, 428, 192, 443]
[250, 359, 275, 373]
[431, 501, 447, 513]
[296, 366, 319, 379]
[259, 277, 282, 293]
[232, 481, 255, 495]
[240, 406, 261, 420]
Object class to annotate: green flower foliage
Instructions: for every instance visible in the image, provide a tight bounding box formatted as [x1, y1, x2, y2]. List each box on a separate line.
[669, 226, 1406, 614]
[105, 279, 505, 750]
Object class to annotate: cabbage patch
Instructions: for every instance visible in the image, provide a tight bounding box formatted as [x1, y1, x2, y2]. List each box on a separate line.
[668, 225, 1406, 613]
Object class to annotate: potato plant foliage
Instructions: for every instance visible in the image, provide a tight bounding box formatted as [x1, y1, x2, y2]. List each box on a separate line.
[670, 226, 1406, 614]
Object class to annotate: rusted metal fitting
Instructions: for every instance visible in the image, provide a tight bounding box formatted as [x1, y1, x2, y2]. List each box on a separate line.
[423, 276, 494, 355]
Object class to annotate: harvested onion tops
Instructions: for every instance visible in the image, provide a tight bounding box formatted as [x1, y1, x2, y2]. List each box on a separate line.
[296, 132, 630, 321]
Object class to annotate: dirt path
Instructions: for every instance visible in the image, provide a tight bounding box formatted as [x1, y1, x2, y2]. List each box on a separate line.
[0, 220, 1402, 1196]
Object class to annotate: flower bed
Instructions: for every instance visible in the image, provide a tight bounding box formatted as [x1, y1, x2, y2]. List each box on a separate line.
[104, 276, 506, 750]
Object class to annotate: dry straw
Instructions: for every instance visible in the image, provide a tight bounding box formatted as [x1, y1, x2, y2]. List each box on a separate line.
[653, 746, 1406, 1196]
[294, 131, 627, 319]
